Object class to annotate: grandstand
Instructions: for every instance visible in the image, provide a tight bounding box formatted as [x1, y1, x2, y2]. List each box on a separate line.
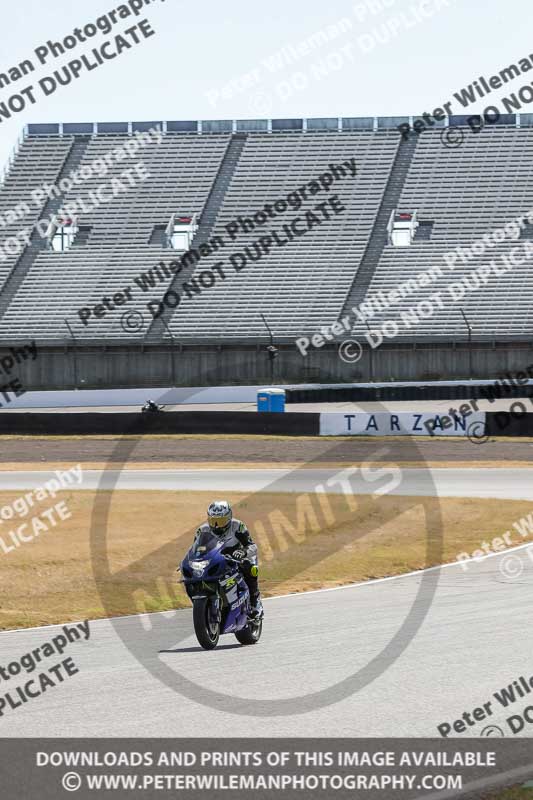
[0, 115, 532, 389]
[350, 124, 533, 340]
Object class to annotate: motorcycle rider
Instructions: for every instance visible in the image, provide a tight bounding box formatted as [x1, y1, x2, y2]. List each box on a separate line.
[195, 500, 263, 619]
[142, 399, 161, 414]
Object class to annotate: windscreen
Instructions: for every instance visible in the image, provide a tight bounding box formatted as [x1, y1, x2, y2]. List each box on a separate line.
[191, 529, 221, 556]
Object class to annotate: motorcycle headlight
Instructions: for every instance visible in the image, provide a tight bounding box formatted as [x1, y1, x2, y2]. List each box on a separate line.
[191, 559, 210, 575]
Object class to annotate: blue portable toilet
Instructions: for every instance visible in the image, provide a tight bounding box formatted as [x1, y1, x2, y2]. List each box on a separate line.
[257, 388, 286, 412]
[269, 388, 285, 412]
[257, 390, 270, 412]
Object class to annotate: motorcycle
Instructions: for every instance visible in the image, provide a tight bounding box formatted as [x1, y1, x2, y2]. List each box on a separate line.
[141, 401, 165, 414]
[179, 528, 263, 650]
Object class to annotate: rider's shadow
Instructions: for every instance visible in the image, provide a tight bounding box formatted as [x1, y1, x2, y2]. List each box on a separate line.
[159, 644, 242, 654]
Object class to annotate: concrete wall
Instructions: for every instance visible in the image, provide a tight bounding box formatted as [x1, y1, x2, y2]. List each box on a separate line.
[5, 341, 533, 391]
[7, 386, 265, 409]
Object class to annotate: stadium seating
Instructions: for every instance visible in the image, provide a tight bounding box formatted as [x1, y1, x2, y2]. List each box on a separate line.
[350, 126, 533, 339]
[164, 130, 400, 340]
[1, 119, 533, 345]
[0, 126, 400, 341]
[0, 132, 230, 339]
[0, 136, 73, 292]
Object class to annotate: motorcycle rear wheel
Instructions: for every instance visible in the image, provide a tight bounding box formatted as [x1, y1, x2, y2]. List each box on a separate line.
[193, 597, 220, 650]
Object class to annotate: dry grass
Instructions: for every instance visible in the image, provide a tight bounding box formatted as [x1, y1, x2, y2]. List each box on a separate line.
[2, 461, 532, 471]
[0, 489, 531, 630]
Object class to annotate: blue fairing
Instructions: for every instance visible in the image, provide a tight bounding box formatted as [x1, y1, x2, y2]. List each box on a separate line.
[180, 529, 251, 634]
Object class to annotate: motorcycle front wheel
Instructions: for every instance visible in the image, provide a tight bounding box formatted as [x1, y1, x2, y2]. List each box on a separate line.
[193, 597, 220, 650]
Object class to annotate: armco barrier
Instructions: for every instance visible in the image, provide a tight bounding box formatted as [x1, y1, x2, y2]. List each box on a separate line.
[2, 410, 533, 437]
[287, 383, 533, 403]
[486, 411, 533, 436]
[0, 411, 320, 436]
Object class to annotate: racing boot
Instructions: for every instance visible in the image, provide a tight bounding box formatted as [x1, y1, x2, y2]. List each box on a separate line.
[249, 591, 264, 620]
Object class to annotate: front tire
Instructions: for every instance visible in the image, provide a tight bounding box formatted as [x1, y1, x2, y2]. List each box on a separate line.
[235, 618, 262, 645]
[193, 597, 220, 650]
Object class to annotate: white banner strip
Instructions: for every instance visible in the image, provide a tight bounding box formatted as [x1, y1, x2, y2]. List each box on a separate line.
[319, 412, 486, 436]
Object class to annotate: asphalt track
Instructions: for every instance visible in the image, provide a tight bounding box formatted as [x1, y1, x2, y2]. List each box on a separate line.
[1, 467, 533, 737]
[0, 467, 533, 500]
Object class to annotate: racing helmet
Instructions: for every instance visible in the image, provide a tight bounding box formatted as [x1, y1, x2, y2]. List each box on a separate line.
[207, 500, 232, 535]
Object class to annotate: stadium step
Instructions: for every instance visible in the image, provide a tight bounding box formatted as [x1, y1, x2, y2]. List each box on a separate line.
[146, 132, 248, 341]
[190, 134, 248, 239]
[414, 221, 434, 241]
[71, 225, 93, 248]
[341, 132, 419, 317]
[148, 224, 167, 246]
[0, 136, 91, 323]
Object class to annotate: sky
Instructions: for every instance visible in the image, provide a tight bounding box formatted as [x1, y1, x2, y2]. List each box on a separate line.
[0, 0, 527, 168]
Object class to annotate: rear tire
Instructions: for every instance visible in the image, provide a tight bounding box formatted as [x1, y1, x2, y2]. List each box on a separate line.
[193, 597, 220, 650]
[235, 618, 262, 645]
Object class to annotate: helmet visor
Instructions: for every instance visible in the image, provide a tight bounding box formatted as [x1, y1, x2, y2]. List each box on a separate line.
[208, 512, 231, 531]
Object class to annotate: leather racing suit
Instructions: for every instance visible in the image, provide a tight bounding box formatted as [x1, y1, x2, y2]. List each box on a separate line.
[194, 518, 260, 606]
